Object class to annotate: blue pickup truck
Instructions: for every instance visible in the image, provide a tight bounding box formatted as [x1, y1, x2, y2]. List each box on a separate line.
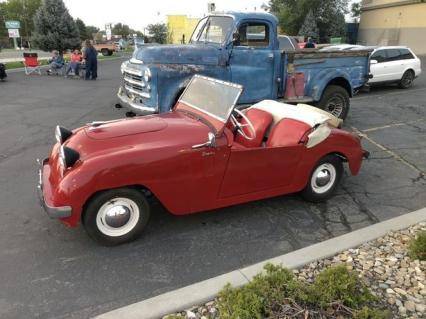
[117, 12, 371, 119]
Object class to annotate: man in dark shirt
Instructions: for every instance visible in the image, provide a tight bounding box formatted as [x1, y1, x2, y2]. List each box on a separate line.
[304, 37, 316, 49]
[84, 40, 98, 80]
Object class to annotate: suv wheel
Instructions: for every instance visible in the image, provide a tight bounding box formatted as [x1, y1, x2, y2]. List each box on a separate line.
[399, 70, 414, 89]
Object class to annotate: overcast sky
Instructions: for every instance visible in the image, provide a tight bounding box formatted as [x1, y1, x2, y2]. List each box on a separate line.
[63, 0, 268, 31]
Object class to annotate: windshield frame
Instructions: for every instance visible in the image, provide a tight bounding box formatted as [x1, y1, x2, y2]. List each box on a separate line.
[189, 15, 234, 45]
[176, 75, 243, 134]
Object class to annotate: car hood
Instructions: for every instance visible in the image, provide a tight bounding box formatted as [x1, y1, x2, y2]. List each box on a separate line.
[134, 44, 224, 65]
[84, 116, 168, 140]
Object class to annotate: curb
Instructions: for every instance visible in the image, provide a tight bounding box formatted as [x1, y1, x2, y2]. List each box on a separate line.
[95, 207, 426, 319]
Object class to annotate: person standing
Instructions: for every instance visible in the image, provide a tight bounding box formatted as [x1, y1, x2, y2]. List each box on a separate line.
[304, 37, 316, 49]
[83, 40, 98, 80]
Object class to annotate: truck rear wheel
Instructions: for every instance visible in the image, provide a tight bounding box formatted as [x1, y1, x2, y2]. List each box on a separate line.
[101, 49, 109, 56]
[317, 85, 350, 120]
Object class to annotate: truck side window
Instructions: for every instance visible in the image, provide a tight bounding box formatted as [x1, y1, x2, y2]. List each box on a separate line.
[371, 50, 386, 63]
[238, 23, 270, 48]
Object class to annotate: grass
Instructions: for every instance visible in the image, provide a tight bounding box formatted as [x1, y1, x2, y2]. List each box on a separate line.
[408, 230, 426, 261]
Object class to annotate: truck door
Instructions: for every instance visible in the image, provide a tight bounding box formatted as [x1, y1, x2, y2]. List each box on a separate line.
[229, 20, 275, 103]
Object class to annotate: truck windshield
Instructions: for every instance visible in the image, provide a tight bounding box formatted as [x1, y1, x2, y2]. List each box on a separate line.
[190, 16, 233, 45]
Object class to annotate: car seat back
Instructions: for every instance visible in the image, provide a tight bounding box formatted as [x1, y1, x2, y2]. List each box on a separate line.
[266, 118, 311, 147]
[235, 108, 273, 148]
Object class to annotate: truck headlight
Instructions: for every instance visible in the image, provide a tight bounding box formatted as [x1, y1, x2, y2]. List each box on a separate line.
[144, 68, 151, 82]
[55, 125, 73, 144]
[59, 145, 80, 169]
[120, 62, 127, 74]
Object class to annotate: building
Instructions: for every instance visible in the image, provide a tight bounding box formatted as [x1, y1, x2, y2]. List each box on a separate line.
[358, 0, 426, 54]
[167, 15, 201, 44]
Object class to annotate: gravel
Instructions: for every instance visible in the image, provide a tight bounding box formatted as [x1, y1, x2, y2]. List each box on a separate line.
[163, 222, 426, 319]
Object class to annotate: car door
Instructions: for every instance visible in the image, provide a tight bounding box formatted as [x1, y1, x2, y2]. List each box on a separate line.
[384, 49, 404, 81]
[369, 49, 388, 83]
[219, 145, 304, 198]
[229, 20, 275, 103]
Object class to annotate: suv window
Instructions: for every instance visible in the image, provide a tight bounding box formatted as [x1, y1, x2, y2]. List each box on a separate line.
[278, 36, 295, 51]
[237, 22, 270, 48]
[386, 49, 401, 62]
[399, 48, 415, 60]
[371, 50, 386, 63]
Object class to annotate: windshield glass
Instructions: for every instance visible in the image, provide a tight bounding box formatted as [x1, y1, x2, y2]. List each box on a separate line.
[178, 76, 242, 125]
[190, 16, 233, 44]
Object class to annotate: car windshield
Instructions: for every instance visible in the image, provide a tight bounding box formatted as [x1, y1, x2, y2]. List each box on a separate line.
[190, 16, 233, 44]
[177, 76, 242, 131]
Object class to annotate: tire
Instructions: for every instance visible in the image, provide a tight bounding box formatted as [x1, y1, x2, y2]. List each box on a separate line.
[399, 70, 414, 89]
[83, 187, 150, 246]
[108, 50, 113, 56]
[301, 154, 343, 202]
[317, 85, 350, 120]
[101, 49, 109, 56]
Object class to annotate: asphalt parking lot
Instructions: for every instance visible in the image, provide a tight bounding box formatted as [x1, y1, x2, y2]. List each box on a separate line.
[0, 57, 425, 319]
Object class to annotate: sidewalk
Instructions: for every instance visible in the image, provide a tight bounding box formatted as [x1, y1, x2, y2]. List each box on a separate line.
[96, 207, 426, 319]
[0, 49, 50, 63]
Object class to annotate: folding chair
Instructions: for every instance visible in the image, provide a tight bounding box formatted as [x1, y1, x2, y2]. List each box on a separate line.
[23, 53, 41, 75]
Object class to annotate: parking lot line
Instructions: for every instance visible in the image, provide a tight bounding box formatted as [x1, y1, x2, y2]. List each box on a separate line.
[351, 126, 425, 176]
[362, 118, 426, 133]
[352, 87, 426, 100]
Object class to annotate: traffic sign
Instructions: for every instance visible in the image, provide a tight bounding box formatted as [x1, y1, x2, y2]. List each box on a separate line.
[5, 21, 20, 29]
[8, 29, 20, 38]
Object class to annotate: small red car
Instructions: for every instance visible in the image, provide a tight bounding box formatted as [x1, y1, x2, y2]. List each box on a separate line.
[38, 75, 368, 245]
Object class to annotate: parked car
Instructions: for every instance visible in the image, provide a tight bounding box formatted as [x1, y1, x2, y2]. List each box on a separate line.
[38, 75, 369, 245]
[365, 46, 422, 89]
[117, 11, 371, 120]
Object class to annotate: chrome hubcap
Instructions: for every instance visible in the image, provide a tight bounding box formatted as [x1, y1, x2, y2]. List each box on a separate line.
[326, 97, 344, 118]
[311, 163, 337, 194]
[96, 198, 140, 237]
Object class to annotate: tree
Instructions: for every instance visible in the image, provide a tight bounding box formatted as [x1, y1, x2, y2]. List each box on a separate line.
[351, 2, 362, 22]
[298, 9, 319, 40]
[85, 25, 99, 39]
[32, 0, 80, 52]
[75, 18, 88, 40]
[112, 22, 131, 39]
[146, 23, 167, 44]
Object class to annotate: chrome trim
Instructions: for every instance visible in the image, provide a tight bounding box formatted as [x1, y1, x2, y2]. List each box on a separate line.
[37, 158, 72, 219]
[124, 85, 151, 98]
[123, 67, 142, 76]
[129, 58, 143, 65]
[117, 91, 158, 114]
[124, 76, 146, 87]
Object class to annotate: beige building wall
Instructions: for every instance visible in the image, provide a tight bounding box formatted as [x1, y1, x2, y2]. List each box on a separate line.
[358, 0, 426, 54]
[167, 15, 200, 44]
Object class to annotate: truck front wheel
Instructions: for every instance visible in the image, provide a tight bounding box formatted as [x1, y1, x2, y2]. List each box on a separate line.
[317, 85, 350, 120]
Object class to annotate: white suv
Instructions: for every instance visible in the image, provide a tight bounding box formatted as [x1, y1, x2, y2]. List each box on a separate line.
[368, 46, 422, 89]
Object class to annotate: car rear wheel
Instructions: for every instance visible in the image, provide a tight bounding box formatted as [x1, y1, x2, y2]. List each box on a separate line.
[301, 155, 343, 202]
[317, 85, 350, 120]
[83, 188, 150, 246]
[399, 70, 414, 89]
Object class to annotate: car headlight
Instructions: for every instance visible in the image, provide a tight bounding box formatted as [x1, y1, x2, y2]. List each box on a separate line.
[55, 125, 73, 144]
[120, 62, 127, 74]
[144, 68, 151, 82]
[59, 145, 80, 169]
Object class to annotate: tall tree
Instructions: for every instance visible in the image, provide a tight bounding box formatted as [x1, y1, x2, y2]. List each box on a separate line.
[85, 25, 99, 40]
[298, 9, 319, 40]
[146, 23, 167, 44]
[32, 0, 80, 52]
[350, 2, 362, 22]
[75, 18, 87, 40]
[112, 23, 131, 39]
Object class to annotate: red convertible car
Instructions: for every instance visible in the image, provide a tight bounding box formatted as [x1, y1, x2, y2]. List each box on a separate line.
[38, 75, 368, 245]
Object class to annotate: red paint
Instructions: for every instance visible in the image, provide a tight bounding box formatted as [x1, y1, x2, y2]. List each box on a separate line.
[41, 109, 366, 228]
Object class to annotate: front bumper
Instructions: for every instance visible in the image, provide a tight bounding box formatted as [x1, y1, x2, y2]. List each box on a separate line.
[117, 86, 158, 115]
[37, 158, 72, 219]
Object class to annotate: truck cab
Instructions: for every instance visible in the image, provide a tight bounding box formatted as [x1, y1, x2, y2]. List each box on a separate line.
[117, 12, 370, 119]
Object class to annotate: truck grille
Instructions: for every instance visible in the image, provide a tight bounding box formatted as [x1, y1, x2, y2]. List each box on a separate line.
[122, 69, 150, 98]
[124, 71, 142, 82]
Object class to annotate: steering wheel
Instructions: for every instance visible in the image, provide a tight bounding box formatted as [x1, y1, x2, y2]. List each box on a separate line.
[230, 108, 256, 140]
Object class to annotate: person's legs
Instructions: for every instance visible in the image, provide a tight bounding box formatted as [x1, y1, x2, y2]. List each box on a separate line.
[91, 61, 97, 80]
[85, 61, 92, 80]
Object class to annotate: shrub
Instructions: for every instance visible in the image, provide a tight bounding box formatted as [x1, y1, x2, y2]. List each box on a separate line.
[354, 306, 392, 319]
[309, 265, 375, 308]
[408, 231, 426, 261]
[218, 283, 263, 319]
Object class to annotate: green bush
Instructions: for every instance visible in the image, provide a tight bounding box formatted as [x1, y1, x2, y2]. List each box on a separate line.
[354, 306, 392, 319]
[408, 231, 426, 261]
[218, 283, 263, 319]
[309, 265, 375, 308]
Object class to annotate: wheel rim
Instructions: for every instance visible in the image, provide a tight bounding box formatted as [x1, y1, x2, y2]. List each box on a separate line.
[96, 197, 140, 237]
[402, 72, 413, 87]
[311, 163, 337, 194]
[325, 96, 344, 118]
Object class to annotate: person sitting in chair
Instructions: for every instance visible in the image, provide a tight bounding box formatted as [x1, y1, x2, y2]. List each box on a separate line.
[47, 50, 64, 75]
[66, 49, 82, 77]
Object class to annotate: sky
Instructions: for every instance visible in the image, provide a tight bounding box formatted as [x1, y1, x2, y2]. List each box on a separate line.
[63, 0, 268, 31]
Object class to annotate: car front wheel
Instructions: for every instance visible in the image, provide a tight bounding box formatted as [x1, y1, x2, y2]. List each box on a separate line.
[301, 155, 343, 202]
[399, 70, 414, 89]
[83, 188, 150, 246]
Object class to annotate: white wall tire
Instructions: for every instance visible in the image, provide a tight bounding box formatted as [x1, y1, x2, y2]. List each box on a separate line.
[83, 188, 150, 246]
[301, 155, 343, 202]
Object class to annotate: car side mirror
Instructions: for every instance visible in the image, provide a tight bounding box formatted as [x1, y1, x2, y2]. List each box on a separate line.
[192, 132, 216, 149]
[370, 59, 378, 64]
